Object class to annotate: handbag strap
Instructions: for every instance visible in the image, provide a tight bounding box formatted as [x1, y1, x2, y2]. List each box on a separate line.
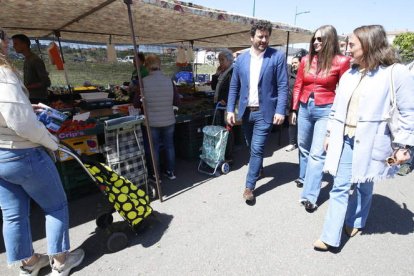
[389, 64, 396, 110]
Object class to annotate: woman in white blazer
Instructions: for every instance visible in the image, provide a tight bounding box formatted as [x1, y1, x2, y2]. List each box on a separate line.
[0, 29, 84, 275]
[313, 25, 414, 251]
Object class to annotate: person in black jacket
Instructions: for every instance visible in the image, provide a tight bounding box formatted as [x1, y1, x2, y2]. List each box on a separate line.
[211, 49, 234, 161]
[211, 50, 234, 106]
[286, 55, 302, 152]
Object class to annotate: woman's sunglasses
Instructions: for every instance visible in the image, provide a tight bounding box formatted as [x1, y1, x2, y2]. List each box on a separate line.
[313, 37, 323, 43]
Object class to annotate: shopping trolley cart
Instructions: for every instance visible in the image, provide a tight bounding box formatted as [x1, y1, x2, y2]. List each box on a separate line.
[198, 103, 230, 176]
[58, 144, 153, 252]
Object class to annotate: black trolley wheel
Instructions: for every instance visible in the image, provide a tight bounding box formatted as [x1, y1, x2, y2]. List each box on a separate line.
[96, 212, 114, 229]
[138, 182, 158, 201]
[147, 183, 157, 200]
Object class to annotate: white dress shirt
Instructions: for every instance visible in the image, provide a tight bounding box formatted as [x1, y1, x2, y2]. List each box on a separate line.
[248, 48, 265, 107]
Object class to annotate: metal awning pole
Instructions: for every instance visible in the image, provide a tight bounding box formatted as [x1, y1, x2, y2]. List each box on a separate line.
[124, 0, 164, 202]
[285, 31, 290, 61]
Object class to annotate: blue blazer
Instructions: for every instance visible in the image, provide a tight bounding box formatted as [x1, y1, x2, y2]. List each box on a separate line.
[227, 48, 289, 124]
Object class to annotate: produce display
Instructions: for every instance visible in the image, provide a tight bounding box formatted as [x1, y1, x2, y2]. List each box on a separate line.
[50, 100, 73, 110]
[113, 85, 130, 102]
[176, 97, 213, 116]
[58, 120, 97, 133]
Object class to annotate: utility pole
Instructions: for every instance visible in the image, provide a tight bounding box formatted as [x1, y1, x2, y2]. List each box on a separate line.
[253, 0, 256, 17]
[294, 6, 310, 26]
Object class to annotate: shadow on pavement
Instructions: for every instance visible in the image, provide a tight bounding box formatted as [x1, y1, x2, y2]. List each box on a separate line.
[160, 142, 252, 200]
[363, 194, 414, 235]
[316, 174, 334, 208]
[75, 210, 173, 272]
[332, 194, 414, 253]
[254, 161, 298, 198]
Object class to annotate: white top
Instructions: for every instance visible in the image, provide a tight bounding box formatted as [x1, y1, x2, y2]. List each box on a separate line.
[0, 66, 58, 150]
[248, 47, 264, 107]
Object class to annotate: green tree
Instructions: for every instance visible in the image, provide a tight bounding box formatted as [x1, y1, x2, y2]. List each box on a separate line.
[393, 32, 414, 63]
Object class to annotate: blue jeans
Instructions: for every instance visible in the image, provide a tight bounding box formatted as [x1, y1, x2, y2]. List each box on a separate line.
[150, 124, 175, 173]
[242, 110, 273, 190]
[320, 136, 374, 247]
[298, 98, 331, 204]
[0, 147, 70, 264]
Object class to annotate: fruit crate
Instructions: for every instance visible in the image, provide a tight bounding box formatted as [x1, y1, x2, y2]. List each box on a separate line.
[57, 135, 99, 161]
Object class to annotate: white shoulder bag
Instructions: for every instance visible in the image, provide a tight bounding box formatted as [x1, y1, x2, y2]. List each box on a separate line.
[387, 64, 399, 138]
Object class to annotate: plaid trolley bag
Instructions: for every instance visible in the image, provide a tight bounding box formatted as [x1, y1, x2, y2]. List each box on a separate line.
[198, 103, 231, 176]
[102, 115, 156, 199]
[58, 145, 153, 252]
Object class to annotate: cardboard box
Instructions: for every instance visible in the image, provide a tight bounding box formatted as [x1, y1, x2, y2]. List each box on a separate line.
[36, 103, 68, 132]
[57, 135, 99, 161]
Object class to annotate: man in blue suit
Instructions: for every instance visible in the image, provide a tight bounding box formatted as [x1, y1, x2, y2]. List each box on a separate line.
[227, 20, 289, 202]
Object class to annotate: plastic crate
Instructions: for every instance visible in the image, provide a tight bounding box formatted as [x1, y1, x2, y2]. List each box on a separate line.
[55, 154, 104, 200]
[174, 115, 206, 159]
[175, 116, 205, 142]
[176, 139, 202, 159]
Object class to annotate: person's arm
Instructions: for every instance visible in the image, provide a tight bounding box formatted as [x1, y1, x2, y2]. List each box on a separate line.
[0, 79, 58, 151]
[274, 52, 289, 117]
[338, 56, 351, 78]
[393, 64, 414, 147]
[226, 61, 240, 125]
[218, 69, 233, 104]
[324, 69, 347, 152]
[211, 73, 219, 90]
[291, 58, 306, 111]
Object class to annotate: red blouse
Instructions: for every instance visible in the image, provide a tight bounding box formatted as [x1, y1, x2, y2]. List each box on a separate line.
[291, 54, 351, 111]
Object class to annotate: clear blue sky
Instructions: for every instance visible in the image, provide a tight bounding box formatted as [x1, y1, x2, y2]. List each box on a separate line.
[190, 0, 413, 35]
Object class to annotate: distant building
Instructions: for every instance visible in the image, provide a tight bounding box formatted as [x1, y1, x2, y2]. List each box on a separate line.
[387, 29, 412, 44]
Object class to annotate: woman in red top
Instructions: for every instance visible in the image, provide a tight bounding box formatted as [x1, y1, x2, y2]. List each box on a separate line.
[289, 25, 350, 212]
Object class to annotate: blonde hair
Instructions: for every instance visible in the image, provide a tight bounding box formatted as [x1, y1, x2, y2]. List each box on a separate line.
[0, 29, 13, 70]
[145, 54, 161, 71]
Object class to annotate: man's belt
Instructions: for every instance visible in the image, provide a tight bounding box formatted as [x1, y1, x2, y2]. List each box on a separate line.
[247, 106, 259, 112]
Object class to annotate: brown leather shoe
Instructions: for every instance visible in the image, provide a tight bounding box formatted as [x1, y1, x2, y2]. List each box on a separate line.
[345, 226, 360, 237]
[243, 188, 254, 201]
[313, 239, 329, 251]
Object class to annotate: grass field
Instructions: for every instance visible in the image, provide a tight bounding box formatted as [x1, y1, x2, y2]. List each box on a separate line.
[12, 59, 216, 87]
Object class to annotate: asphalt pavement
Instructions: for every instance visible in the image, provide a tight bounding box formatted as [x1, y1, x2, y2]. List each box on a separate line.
[1, 129, 413, 275]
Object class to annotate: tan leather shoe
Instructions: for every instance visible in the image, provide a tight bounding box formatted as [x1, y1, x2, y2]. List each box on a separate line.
[345, 226, 360, 237]
[243, 188, 254, 201]
[313, 239, 329, 251]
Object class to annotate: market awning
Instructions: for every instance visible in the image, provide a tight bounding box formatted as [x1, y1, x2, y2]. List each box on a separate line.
[0, 0, 313, 48]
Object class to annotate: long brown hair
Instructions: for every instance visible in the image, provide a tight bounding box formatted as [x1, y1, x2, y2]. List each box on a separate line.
[352, 25, 399, 71]
[306, 25, 340, 74]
